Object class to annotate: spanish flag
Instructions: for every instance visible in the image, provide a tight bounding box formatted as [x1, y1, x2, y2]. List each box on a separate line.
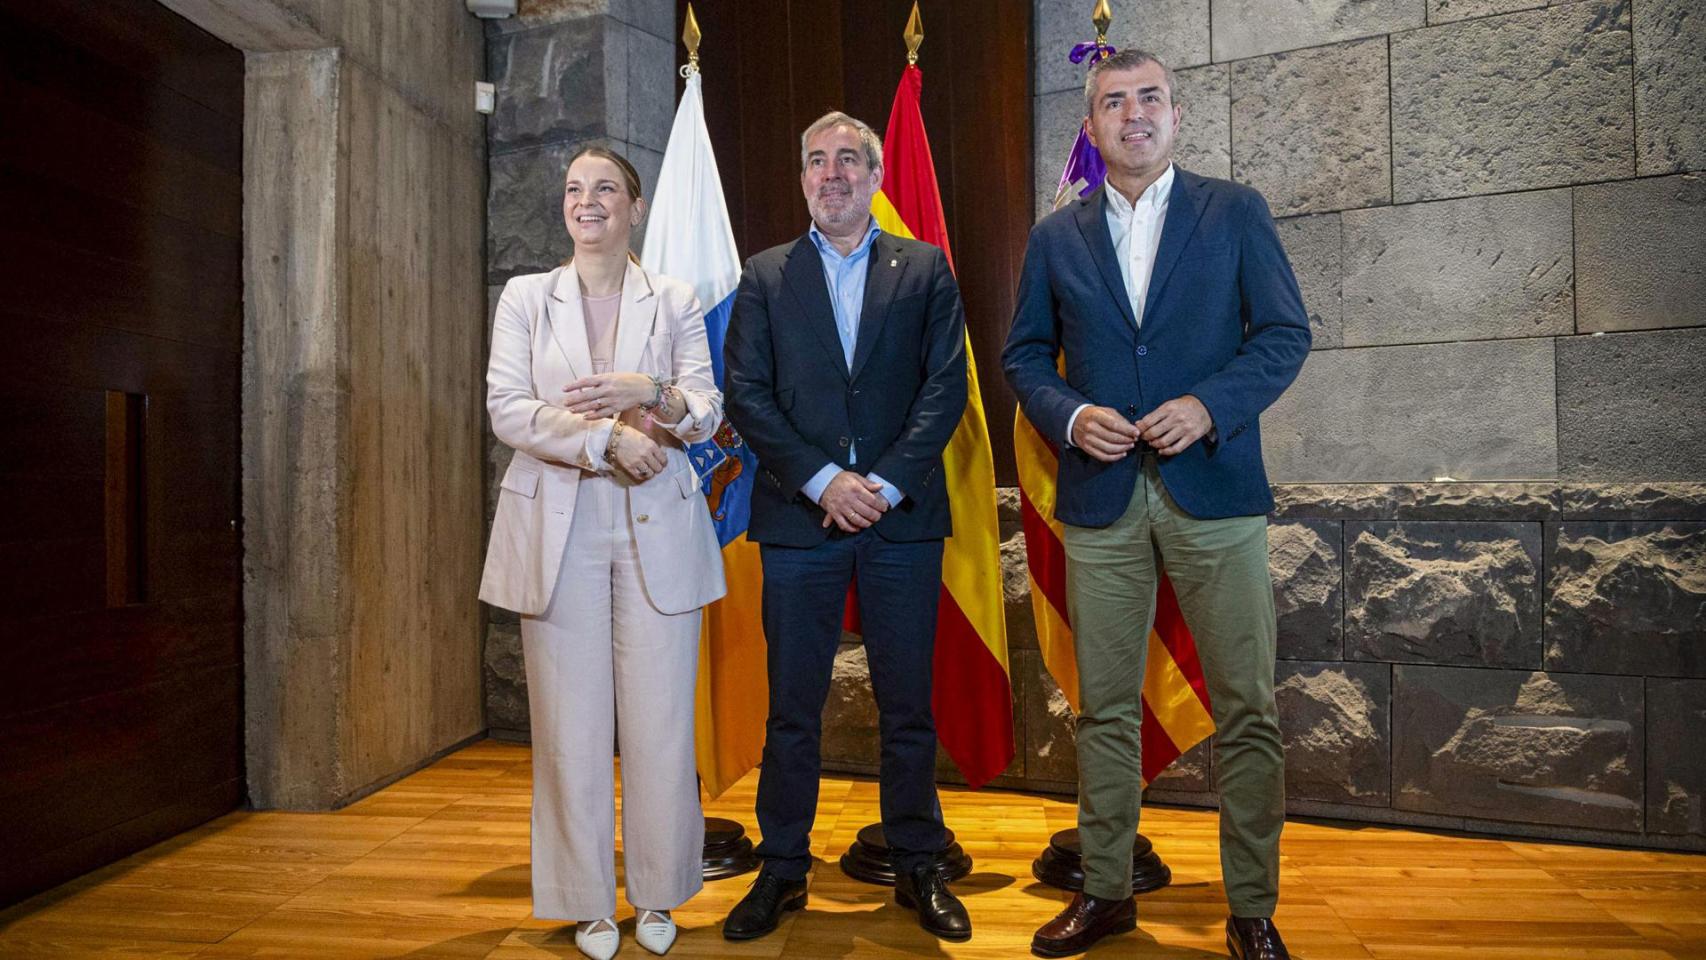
[871, 63, 1014, 788]
[640, 67, 766, 798]
[1017, 77, 1216, 785]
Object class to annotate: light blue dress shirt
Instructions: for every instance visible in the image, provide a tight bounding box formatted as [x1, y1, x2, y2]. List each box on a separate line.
[800, 218, 904, 509]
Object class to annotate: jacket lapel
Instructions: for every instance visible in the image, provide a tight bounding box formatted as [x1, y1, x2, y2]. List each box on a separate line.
[1140, 169, 1206, 328]
[849, 233, 907, 382]
[782, 234, 851, 381]
[546, 265, 593, 379]
[1073, 188, 1138, 329]
[612, 258, 657, 376]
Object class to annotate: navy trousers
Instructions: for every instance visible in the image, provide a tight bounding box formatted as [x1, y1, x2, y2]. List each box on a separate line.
[752, 530, 947, 880]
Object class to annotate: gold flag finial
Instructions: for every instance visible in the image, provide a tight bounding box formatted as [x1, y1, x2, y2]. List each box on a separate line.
[1092, 0, 1112, 46]
[683, 2, 702, 74]
[904, 2, 924, 66]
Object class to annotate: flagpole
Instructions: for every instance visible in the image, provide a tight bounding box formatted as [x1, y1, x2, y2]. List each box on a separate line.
[834, 1, 980, 889]
[1025, 0, 1173, 898]
[674, 0, 760, 882]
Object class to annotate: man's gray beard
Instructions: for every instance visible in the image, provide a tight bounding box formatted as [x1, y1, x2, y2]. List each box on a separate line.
[810, 193, 865, 227]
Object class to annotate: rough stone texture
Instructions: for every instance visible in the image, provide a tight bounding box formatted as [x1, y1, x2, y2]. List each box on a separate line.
[488, 137, 664, 283]
[1346, 522, 1543, 668]
[1001, 529, 1039, 652]
[1033, 0, 1210, 95]
[1277, 661, 1390, 806]
[1276, 214, 1343, 350]
[1270, 520, 1344, 661]
[1634, 0, 1706, 175]
[820, 638, 881, 770]
[1561, 483, 1706, 521]
[487, 0, 674, 40]
[1033, 89, 1089, 222]
[1390, 0, 1635, 203]
[1211, 0, 1425, 61]
[486, 17, 608, 153]
[1021, 649, 1079, 786]
[1647, 678, 1706, 837]
[1341, 190, 1574, 347]
[1231, 38, 1391, 217]
[1173, 64, 1231, 183]
[1272, 483, 1563, 521]
[1428, 0, 1558, 25]
[1263, 339, 1558, 483]
[484, 622, 528, 733]
[1575, 175, 1706, 333]
[1556, 328, 1706, 482]
[1150, 738, 1212, 793]
[1393, 666, 1644, 832]
[1545, 522, 1706, 677]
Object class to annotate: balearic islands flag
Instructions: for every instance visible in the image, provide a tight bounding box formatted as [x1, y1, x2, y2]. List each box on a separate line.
[871, 63, 1014, 788]
[1013, 53, 1217, 784]
[640, 69, 767, 799]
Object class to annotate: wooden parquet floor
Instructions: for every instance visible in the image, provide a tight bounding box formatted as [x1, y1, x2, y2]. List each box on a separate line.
[2, 739, 1703, 959]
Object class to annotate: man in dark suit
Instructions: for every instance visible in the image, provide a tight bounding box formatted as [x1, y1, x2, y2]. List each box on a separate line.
[1002, 50, 1311, 960]
[720, 110, 971, 943]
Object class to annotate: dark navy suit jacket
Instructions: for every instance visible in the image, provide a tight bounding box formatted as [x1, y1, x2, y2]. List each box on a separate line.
[1001, 169, 1311, 525]
[724, 230, 968, 547]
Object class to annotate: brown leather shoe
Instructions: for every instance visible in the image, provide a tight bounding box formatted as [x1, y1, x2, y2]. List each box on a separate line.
[1226, 916, 1290, 960]
[1030, 892, 1137, 957]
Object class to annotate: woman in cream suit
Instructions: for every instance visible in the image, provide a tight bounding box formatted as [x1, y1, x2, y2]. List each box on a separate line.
[480, 146, 725, 960]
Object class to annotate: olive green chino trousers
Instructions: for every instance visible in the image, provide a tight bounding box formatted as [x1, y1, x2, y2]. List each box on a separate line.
[1062, 457, 1285, 918]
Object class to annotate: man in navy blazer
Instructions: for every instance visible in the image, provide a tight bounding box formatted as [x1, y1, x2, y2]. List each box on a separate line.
[721, 111, 971, 944]
[1003, 50, 1310, 960]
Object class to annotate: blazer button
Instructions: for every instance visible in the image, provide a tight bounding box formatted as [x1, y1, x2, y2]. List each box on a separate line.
[1136, 345, 1149, 356]
[637, 514, 650, 523]
[838, 436, 850, 447]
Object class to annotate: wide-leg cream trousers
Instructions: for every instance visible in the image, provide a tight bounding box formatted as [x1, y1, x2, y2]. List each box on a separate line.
[520, 472, 704, 921]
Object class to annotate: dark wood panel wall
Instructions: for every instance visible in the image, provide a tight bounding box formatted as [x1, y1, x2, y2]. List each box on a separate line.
[680, 0, 1032, 481]
[0, 0, 244, 906]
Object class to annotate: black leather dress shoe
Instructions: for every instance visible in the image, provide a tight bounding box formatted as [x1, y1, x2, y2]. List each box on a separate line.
[1031, 892, 1137, 958]
[721, 868, 807, 941]
[1226, 916, 1290, 960]
[894, 864, 972, 941]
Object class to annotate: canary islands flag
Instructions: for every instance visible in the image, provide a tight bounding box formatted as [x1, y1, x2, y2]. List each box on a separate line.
[640, 69, 766, 798]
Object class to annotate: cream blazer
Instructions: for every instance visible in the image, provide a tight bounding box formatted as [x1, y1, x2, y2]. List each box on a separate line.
[479, 260, 727, 616]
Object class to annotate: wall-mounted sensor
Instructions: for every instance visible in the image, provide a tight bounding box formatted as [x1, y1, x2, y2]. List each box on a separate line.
[466, 0, 517, 18]
[475, 81, 496, 115]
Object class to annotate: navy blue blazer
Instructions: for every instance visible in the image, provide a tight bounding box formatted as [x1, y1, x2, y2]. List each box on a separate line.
[724, 230, 968, 547]
[1001, 169, 1311, 525]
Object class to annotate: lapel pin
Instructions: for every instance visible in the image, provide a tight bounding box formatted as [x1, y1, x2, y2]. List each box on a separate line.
[890, 258, 898, 267]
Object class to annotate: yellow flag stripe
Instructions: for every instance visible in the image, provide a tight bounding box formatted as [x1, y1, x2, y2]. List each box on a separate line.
[872, 190, 1008, 671]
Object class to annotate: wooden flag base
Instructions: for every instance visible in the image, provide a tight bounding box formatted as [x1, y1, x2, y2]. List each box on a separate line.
[702, 816, 758, 881]
[1031, 828, 1172, 893]
[838, 822, 973, 886]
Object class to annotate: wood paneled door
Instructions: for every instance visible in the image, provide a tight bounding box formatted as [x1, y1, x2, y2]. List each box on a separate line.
[0, 0, 245, 906]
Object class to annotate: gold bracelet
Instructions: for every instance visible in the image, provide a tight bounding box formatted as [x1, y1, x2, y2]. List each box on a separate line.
[603, 421, 625, 464]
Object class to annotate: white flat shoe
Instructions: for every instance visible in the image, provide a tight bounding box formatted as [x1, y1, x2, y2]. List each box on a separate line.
[634, 909, 677, 955]
[575, 917, 619, 960]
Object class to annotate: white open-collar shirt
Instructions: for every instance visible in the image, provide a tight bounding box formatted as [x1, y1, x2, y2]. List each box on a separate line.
[1065, 163, 1175, 445]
